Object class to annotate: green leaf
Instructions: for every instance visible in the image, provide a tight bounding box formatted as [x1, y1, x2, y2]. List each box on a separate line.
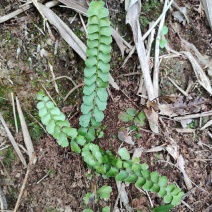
[52, 125, 61, 139]
[118, 148, 130, 160]
[62, 127, 78, 138]
[96, 97, 107, 111]
[83, 192, 95, 205]
[99, 18, 110, 27]
[87, 1, 105, 17]
[134, 111, 146, 126]
[86, 127, 96, 141]
[78, 127, 88, 137]
[125, 174, 138, 183]
[42, 96, 50, 102]
[36, 92, 45, 100]
[96, 77, 108, 87]
[158, 176, 168, 187]
[84, 75, 96, 86]
[88, 32, 99, 40]
[165, 184, 176, 193]
[171, 188, 181, 196]
[76, 135, 87, 146]
[87, 24, 99, 34]
[91, 118, 101, 128]
[41, 113, 51, 125]
[97, 131, 104, 138]
[150, 184, 160, 193]
[71, 140, 81, 153]
[39, 107, 48, 117]
[87, 40, 99, 48]
[86, 47, 98, 57]
[98, 61, 110, 73]
[96, 88, 108, 101]
[50, 107, 61, 116]
[150, 171, 159, 183]
[142, 180, 153, 191]
[83, 92, 96, 106]
[56, 120, 70, 127]
[116, 170, 129, 181]
[118, 112, 133, 122]
[88, 16, 99, 25]
[79, 112, 92, 128]
[37, 101, 45, 110]
[98, 7, 109, 19]
[99, 44, 112, 54]
[100, 27, 112, 36]
[81, 103, 93, 114]
[58, 132, 69, 147]
[45, 101, 55, 109]
[53, 113, 66, 121]
[141, 170, 150, 179]
[97, 185, 112, 200]
[106, 166, 118, 177]
[126, 108, 137, 117]
[46, 120, 55, 134]
[158, 188, 167, 198]
[94, 106, 104, 122]
[98, 71, 109, 82]
[83, 209, 93, 212]
[85, 57, 97, 67]
[135, 177, 146, 188]
[83, 83, 96, 96]
[171, 192, 184, 206]
[152, 204, 174, 212]
[161, 25, 168, 35]
[98, 52, 111, 63]
[84, 66, 96, 78]
[163, 194, 173, 204]
[102, 206, 110, 212]
[159, 39, 167, 49]
[112, 158, 122, 169]
[140, 163, 149, 170]
[100, 35, 112, 45]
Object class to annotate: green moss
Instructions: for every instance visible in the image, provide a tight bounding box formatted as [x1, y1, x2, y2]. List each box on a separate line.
[2, 147, 16, 167]
[139, 0, 162, 30]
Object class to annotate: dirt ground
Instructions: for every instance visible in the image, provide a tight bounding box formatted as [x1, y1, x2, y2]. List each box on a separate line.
[0, 0, 211, 211]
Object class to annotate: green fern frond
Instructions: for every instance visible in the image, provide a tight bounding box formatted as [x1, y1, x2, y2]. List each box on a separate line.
[79, 1, 112, 134]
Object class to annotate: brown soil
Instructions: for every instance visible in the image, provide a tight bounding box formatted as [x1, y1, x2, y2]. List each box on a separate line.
[0, 0, 211, 212]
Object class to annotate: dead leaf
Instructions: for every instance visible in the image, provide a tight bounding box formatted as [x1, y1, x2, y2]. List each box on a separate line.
[118, 128, 134, 146]
[126, 0, 154, 100]
[173, 8, 187, 25]
[177, 155, 193, 190]
[182, 51, 212, 95]
[144, 108, 159, 133]
[145, 145, 165, 153]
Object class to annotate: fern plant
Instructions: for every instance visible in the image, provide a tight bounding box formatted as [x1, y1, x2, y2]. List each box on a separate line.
[36, 0, 184, 208]
[79, 0, 112, 141]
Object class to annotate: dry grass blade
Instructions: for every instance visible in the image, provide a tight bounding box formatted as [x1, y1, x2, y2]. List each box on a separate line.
[37, 2, 86, 60]
[0, 186, 8, 210]
[201, 0, 212, 29]
[153, 0, 170, 98]
[126, 0, 154, 100]
[115, 182, 132, 212]
[0, 3, 31, 23]
[59, 0, 131, 55]
[16, 97, 36, 164]
[182, 51, 212, 95]
[14, 153, 36, 212]
[0, 113, 27, 167]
